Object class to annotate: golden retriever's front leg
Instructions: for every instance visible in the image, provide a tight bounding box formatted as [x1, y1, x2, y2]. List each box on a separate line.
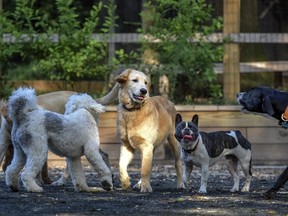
[119, 143, 135, 190]
[137, 146, 153, 192]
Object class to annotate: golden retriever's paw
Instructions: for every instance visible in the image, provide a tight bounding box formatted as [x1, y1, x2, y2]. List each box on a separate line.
[132, 181, 141, 190]
[140, 186, 153, 193]
[132, 180, 153, 192]
[120, 180, 131, 190]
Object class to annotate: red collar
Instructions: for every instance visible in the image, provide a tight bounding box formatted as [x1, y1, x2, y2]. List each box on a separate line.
[281, 106, 288, 121]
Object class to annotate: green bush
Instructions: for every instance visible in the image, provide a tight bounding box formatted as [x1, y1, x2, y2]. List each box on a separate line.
[141, 0, 223, 104]
[0, 0, 123, 97]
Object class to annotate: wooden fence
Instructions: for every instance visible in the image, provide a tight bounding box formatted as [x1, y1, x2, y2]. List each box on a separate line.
[48, 105, 288, 167]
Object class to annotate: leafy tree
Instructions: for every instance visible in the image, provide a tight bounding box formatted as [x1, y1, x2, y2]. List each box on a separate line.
[141, 0, 223, 103]
[0, 0, 120, 97]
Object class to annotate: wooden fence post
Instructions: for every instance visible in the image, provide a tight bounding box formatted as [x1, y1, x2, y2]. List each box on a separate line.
[223, 0, 240, 101]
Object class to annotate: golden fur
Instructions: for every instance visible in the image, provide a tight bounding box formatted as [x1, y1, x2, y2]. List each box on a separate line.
[98, 69, 184, 192]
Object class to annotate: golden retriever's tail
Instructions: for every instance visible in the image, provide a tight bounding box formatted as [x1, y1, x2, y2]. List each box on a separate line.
[7, 87, 38, 123]
[96, 83, 119, 105]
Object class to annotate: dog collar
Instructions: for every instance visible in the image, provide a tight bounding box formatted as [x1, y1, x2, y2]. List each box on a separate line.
[281, 106, 288, 121]
[122, 104, 141, 112]
[183, 138, 199, 154]
[279, 106, 288, 129]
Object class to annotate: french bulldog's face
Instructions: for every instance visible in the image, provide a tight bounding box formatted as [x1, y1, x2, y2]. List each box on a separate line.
[175, 114, 199, 150]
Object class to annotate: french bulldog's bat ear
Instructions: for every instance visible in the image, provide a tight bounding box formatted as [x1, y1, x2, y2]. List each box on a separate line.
[192, 114, 199, 126]
[175, 113, 182, 127]
[262, 95, 275, 116]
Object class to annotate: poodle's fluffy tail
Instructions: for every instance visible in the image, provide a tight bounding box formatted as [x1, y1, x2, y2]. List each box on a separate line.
[7, 87, 38, 123]
[65, 93, 105, 115]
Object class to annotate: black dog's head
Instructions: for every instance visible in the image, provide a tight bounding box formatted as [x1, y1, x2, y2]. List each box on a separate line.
[175, 113, 199, 151]
[236, 86, 285, 118]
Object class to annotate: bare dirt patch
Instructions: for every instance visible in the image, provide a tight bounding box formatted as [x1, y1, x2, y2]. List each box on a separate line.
[0, 164, 287, 216]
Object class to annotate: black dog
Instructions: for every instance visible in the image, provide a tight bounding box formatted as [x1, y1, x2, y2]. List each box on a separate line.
[237, 86, 288, 199]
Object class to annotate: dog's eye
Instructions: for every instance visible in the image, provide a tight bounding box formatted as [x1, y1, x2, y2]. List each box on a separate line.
[132, 79, 138, 83]
[145, 81, 148, 85]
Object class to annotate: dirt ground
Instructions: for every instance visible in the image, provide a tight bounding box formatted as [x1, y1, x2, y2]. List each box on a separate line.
[0, 164, 287, 216]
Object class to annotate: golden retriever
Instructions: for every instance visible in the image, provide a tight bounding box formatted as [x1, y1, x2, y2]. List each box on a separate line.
[98, 69, 184, 192]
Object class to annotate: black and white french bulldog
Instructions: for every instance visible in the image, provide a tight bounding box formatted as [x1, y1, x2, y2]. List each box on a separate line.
[175, 113, 252, 194]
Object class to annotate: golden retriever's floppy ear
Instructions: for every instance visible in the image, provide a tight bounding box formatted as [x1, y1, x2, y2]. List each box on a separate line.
[115, 69, 131, 84]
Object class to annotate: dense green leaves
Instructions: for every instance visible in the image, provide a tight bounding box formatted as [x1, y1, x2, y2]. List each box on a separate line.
[142, 0, 223, 103]
[0, 0, 119, 86]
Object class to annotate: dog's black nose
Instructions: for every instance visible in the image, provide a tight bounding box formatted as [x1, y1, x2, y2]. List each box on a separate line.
[183, 128, 190, 135]
[140, 88, 147, 95]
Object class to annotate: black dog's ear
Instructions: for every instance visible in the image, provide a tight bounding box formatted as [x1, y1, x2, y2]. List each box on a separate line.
[262, 95, 275, 116]
[192, 114, 199, 126]
[175, 113, 182, 127]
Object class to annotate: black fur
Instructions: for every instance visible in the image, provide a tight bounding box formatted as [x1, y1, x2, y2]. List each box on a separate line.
[200, 131, 250, 158]
[175, 113, 252, 193]
[237, 86, 288, 199]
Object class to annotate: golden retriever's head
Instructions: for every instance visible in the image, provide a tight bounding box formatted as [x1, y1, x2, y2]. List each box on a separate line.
[115, 69, 150, 108]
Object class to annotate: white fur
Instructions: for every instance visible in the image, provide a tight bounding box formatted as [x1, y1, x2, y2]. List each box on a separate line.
[181, 132, 252, 194]
[5, 87, 112, 193]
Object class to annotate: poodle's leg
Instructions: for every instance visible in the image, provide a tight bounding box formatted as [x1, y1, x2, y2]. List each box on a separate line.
[84, 144, 113, 191]
[5, 147, 26, 192]
[21, 149, 48, 193]
[66, 157, 90, 192]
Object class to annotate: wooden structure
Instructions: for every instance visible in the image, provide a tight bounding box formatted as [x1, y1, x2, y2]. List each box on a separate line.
[223, 0, 240, 101]
[48, 105, 288, 167]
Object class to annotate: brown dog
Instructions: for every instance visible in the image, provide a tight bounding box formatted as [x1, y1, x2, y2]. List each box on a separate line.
[97, 69, 184, 192]
[0, 90, 111, 184]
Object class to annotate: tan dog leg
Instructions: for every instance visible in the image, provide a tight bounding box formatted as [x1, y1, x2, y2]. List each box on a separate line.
[167, 134, 185, 189]
[137, 146, 153, 192]
[2, 144, 13, 172]
[119, 143, 135, 189]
